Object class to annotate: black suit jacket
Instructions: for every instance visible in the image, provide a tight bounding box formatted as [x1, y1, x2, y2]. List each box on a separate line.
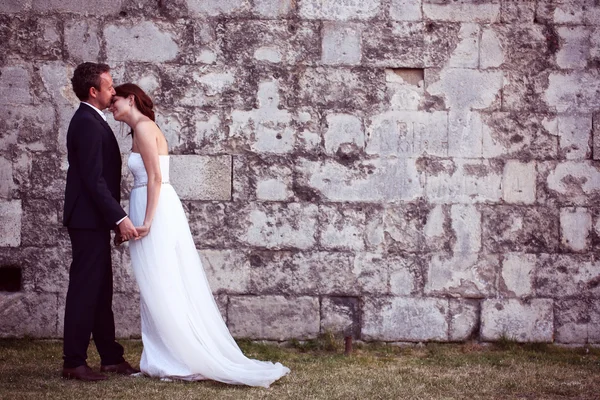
[63, 103, 127, 230]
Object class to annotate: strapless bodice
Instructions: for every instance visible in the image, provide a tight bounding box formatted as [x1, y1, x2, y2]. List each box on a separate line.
[127, 152, 170, 187]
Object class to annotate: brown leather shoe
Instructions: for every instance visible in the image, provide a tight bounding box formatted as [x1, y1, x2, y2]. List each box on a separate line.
[62, 365, 108, 381]
[100, 361, 140, 375]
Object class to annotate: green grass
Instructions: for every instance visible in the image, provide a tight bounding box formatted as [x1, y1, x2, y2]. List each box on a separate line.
[0, 338, 599, 399]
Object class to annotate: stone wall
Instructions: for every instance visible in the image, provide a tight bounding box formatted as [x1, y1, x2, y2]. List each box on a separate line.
[1, 0, 599, 344]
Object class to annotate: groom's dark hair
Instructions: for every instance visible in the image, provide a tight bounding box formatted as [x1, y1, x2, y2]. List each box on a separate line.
[71, 62, 111, 101]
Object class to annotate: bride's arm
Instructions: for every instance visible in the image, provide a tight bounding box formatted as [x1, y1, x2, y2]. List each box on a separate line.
[135, 121, 162, 232]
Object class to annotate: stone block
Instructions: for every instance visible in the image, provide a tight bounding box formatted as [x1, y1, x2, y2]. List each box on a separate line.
[545, 72, 600, 113]
[25, 246, 70, 293]
[299, 0, 381, 20]
[319, 204, 366, 251]
[229, 81, 295, 154]
[0, 156, 15, 198]
[170, 155, 232, 201]
[105, 21, 179, 63]
[322, 22, 362, 65]
[447, 111, 484, 157]
[387, 253, 422, 295]
[298, 67, 385, 111]
[482, 112, 558, 159]
[424, 22, 463, 67]
[535, 254, 600, 298]
[502, 160, 536, 204]
[547, 0, 600, 25]
[480, 27, 504, 68]
[481, 299, 554, 342]
[20, 199, 62, 247]
[554, 299, 590, 344]
[539, 161, 600, 205]
[0, 104, 57, 152]
[362, 22, 425, 67]
[424, 159, 503, 204]
[253, 0, 294, 17]
[427, 68, 503, 110]
[223, 21, 320, 66]
[390, 0, 422, 21]
[247, 251, 295, 294]
[384, 202, 428, 253]
[556, 26, 591, 70]
[482, 206, 559, 253]
[199, 250, 251, 294]
[362, 297, 449, 341]
[595, 113, 600, 160]
[324, 113, 364, 156]
[500, 0, 535, 23]
[366, 111, 448, 157]
[113, 292, 141, 338]
[560, 207, 592, 252]
[296, 157, 423, 202]
[231, 203, 318, 250]
[500, 253, 536, 298]
[558, 114, 592, 160]
[0, 292, 59, 338]
[111, 247, 138, 293]
[448, 299, 479, 341]
[0, 200, 21, 247]
[186, 0, 251, 16]
[0, 0, 31, 12]
[447, 23, 479, 68]
[423, 0, 500, 22]
[425, 253, 498, 298]
[385, 69, 425, 111]
[233, 156, 294, 202]
[423, 204, 452, 252]
[321, 296, 360, 337]
[228, 295, 319, 340]
[65, 20, 101, 62]
[0, 66, 31, 105]
[32, 0, 124, 14]
[183, 202, 230, 248]
[451, 204, 481, 254]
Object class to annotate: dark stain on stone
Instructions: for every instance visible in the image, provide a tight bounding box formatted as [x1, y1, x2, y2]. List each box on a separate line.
[463, 163, 489, 177]
[249, 254, 263, 267]
[542, 24, 560, 56]
[416, 156, 455, 176]
[292, 182, 321, 202]
[510, 134, 524, 143]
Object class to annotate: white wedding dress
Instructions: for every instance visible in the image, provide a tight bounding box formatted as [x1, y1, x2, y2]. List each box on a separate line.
[127, 152, 290, 387]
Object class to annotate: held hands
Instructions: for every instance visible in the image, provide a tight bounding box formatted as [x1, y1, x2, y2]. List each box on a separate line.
[114, 220, 151, 246]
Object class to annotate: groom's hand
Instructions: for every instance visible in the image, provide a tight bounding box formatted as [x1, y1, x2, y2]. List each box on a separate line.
[117, 217, 139, 241]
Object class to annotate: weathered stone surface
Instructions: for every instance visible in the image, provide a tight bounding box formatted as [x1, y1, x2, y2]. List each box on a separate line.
[111, 247, 138, 293]
[362, 22, 425, 67]
[556, 26, 591, 70]
[503, 160, 536, 204]
[558, 115, 592, 160]
[500, 0, 535, 23]
[539, 0, 600, 26]
[538, 161, 600, 205]
[64, 20, 100, 62]
[385, 68, 424, 111]
[500, 253, 536, 298]
[560, 207, 592, 252]
[482, 112, 558, 159]
[362, 297, 448, 341]
[224, 21, 320, 65]
[170, 155, 232, 200]
[0, 66, 31, 105]
[228, 295, 319, 340]
[299, 0, 381, 20]
[231, 203, 318, 250]
[321, 296, 360, 337]
[324, 113, 364, 156]
[0, 0, 31, 13]
[535, 254, 600, 298]
[105, 21, 179, 63]
[20, 199, 62, 247]
[448, 299, 479, 341]
[384, 202, 429, 253]
[0, 104, 57, 152]
[427, 68, 503, 111]
[298, 67, 385, 111]
[390, 0, 422, 21]
[0, 200, 22, 247]
[113, 292, 141, 338]
[594, 113, 600, 160]
[545, 72, 600, 113]
[481, 299, 554, 342]
[200, 250, 251, 294]
[0, 156, 15, 198]
[32, 0, 124, 14]
[253, 0, 294, 17]
[322, 22, 362, 65]
[482, 206, 559, 253]
[554, 299, 591, 344]
[447, 23, 479, 68]
[480, 27, 504, 68]
[366, 111, 448, 157]
[425, 253, 498, 298]
[0, 292, 59, 338]
[297, 158, 424, 202]
[423, 159, 503, 203]
[423, 0, 500, 23]
[233, 156, 294, 201]
[319, 204, 367, 251]
[387, 253, 422, 295]
[183, 202, 230, 248]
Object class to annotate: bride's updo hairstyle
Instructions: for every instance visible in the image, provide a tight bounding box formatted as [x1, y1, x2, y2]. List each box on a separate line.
[114, 83, 155, 137]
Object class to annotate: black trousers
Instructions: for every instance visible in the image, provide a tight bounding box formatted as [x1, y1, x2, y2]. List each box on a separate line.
[63, 228, 125, 368]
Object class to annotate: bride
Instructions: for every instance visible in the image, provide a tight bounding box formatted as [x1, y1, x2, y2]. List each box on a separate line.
[109, 83, 290, 387]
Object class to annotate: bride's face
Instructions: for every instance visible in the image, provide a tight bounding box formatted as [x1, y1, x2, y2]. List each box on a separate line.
[109, 95, 130, 121]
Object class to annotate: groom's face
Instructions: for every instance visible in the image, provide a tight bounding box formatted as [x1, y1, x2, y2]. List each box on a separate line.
[93, 72, 116, 110]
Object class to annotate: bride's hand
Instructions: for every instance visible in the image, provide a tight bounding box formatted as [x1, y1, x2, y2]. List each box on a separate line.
[135, 224, 151, 239]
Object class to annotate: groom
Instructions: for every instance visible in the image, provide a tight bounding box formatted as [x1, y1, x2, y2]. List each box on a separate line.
[62, 62, 139, 381]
